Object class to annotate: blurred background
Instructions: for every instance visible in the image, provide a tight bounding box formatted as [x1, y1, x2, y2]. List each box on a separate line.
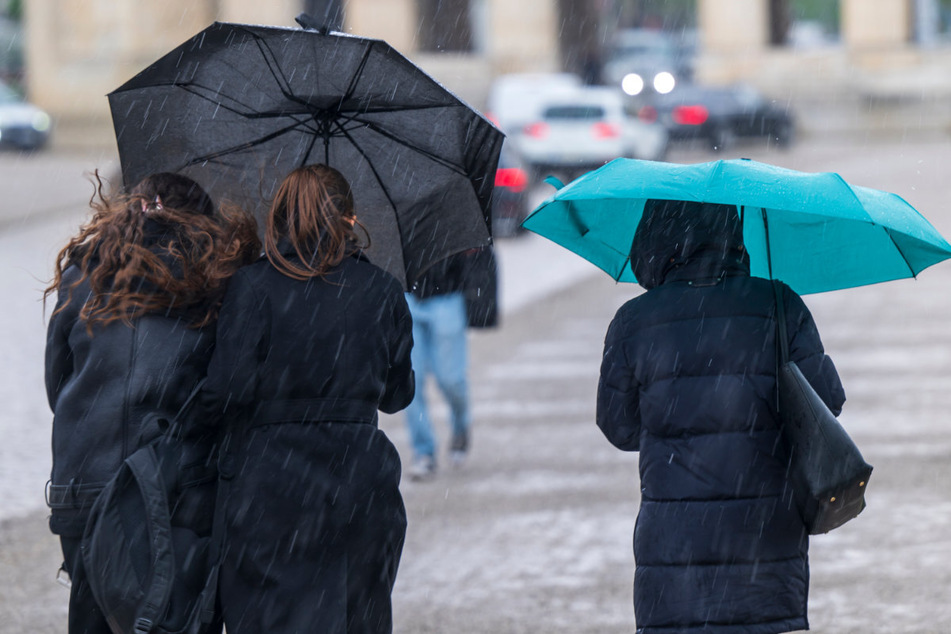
[4, 0, 951, 149]
[4, 0, 951, 235]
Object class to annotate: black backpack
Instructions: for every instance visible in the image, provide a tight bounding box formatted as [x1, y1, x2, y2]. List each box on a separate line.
[81, 381, 222, 634]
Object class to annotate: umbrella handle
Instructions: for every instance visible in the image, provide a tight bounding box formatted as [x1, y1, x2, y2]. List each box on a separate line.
[296, 13, 330, 35]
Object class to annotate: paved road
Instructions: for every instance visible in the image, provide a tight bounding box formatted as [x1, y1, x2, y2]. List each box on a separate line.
[2, 135, 951, 633]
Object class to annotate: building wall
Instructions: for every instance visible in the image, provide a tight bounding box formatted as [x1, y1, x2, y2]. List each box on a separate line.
[20, 0, 951, 147]
[24, 0, 214, 121]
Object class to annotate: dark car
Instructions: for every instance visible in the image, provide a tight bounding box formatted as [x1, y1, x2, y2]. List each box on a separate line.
[638, 84, 794, 152]
[491, 144, 530, 239]
[602, 29, 693, 98]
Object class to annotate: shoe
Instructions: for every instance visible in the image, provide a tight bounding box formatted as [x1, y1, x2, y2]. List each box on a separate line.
[449, 431, 469, 468]
[409, 455, 436, 481]
[449, 450, 467, 469]
[450, 430, 469, 453]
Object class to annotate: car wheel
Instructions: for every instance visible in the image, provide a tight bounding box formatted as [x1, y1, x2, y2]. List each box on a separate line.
[772, 121, 795, 148]
[492, 216, 522, 239]
[709, 124, 735, 153]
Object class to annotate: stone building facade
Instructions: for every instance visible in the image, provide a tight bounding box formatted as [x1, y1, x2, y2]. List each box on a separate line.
[22, 0, 951, 146]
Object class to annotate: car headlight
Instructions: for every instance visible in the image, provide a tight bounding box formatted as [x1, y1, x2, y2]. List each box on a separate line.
[653, 72, 676, 94]
[32, 111, 51, 132]
[621, 73, 645, 96]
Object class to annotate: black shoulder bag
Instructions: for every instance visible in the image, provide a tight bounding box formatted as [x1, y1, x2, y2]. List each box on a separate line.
[773, 280, 872, 534]
[81, 380, 223, 634]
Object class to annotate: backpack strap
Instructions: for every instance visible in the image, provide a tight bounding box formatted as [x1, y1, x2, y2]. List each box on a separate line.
[124, 444, 175, 633]
[159, 378, 207, 438]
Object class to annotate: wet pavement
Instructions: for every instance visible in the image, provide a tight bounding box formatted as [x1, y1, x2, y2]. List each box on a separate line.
[2, 134, 951, 633]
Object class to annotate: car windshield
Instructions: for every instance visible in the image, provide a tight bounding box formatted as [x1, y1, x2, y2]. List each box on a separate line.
[544, 105, 606, 121]
[610, 31, 677, 60]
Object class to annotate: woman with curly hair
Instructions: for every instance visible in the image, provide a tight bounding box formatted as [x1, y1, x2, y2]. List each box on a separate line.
[44, 171, 260, 634]
[202, 164, 415, 634]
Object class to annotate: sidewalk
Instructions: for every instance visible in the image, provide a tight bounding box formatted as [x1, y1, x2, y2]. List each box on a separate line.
[4, 136, 951, 632]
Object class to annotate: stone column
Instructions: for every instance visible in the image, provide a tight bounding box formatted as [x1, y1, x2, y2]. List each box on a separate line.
[485, 0, 558, 73]
[841, 0, 912, 48]
[24, 0, 214, 145]
[697, 0, 768, 52]
[344, 0, 418, 53]
[695, 0, 769, 84]
[216, 0, 302, 27]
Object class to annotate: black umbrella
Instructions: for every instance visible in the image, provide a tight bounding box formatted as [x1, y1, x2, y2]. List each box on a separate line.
[108, 18, 504, 289]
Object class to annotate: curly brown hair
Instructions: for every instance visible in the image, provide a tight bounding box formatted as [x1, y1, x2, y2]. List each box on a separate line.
[45, 171, 262, 330]
[264, 164, 370, 280]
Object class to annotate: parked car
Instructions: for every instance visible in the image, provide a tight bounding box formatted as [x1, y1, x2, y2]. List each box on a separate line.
[602, 29, 692, 97]
[514, 86, 668, 182]
[490, 143, 530, 239]
[0, 80, 51, 150]
[638, 83, 795, 152]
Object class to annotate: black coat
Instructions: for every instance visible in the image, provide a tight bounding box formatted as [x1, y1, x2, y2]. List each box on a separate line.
[45, 265, 215, 538]
[596, 200, 845, 634]
[201, 249, 414, 633]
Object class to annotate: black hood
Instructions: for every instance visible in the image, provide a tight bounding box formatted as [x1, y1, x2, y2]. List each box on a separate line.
[631, 199, 750, 290]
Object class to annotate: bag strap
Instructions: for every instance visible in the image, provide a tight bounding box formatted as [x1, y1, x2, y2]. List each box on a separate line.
[124, 445, 175, 633]
[772, 279, 790, 365]
[772, 279, 790, 417]
[160, 378, 207, 438]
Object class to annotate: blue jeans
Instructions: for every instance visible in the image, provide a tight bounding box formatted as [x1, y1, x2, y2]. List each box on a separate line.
[404, 292, 470, 459]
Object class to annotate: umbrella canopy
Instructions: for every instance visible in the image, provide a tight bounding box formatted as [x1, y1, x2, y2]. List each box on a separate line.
[521, 157, 951, 294]
[108, 20, 503, 289]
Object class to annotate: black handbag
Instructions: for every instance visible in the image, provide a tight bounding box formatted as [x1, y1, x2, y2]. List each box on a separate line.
[773, 281, 872, 535]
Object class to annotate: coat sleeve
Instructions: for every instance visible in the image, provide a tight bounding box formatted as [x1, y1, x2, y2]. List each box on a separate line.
[783, 285, 846, 416]
[201, 269, 269, 424]
[44, 269, 82, 411]
[596, 311, 641, 451]
[379, 286, 415, 414]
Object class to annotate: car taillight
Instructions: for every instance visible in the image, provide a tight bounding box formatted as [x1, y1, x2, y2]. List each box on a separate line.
[638, 105, 658, 123]
[495, 167, 528, 193]
[591, 121, 621, 139]
[523, 122, 549, 138]
[672, 105, 709, 126]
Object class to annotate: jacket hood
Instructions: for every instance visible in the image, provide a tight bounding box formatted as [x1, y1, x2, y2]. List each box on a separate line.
[631, 199, 750, 290]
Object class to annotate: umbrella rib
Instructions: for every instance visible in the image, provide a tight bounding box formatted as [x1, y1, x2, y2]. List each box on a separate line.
[357, 119, 469, 175]
[881, 226, 918, 278]
[331, 120, 404, 232]
[150, 82, 317, 123]
[244, 26, 317, 110]
[178, 119, 312, 166]
[341, 41, 374, 107]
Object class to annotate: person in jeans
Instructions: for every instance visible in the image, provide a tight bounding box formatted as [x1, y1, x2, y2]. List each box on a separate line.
[404, 253, 472, 480]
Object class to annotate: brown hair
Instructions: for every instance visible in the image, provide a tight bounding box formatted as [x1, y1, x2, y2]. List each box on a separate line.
[264, 164, 369, 280]
[45, 171, 262, 330]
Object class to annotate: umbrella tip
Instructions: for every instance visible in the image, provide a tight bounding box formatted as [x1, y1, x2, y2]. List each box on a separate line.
[295, 13, 330, 35]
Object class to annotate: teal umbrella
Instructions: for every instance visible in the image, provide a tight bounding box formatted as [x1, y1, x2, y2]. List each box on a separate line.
[521, 157, 951, 294]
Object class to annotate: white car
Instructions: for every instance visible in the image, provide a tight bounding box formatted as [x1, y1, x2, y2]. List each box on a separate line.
[513, 86, 668, 180]
[486, 72, 584, 136]
[0, 80, 51, 150]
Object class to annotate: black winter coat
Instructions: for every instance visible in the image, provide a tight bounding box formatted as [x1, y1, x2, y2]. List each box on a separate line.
[45, 265, 216, 538]
[598, 274, 844, 633]
[201, 249, 414, 633]
[597, 200, 845, 634]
